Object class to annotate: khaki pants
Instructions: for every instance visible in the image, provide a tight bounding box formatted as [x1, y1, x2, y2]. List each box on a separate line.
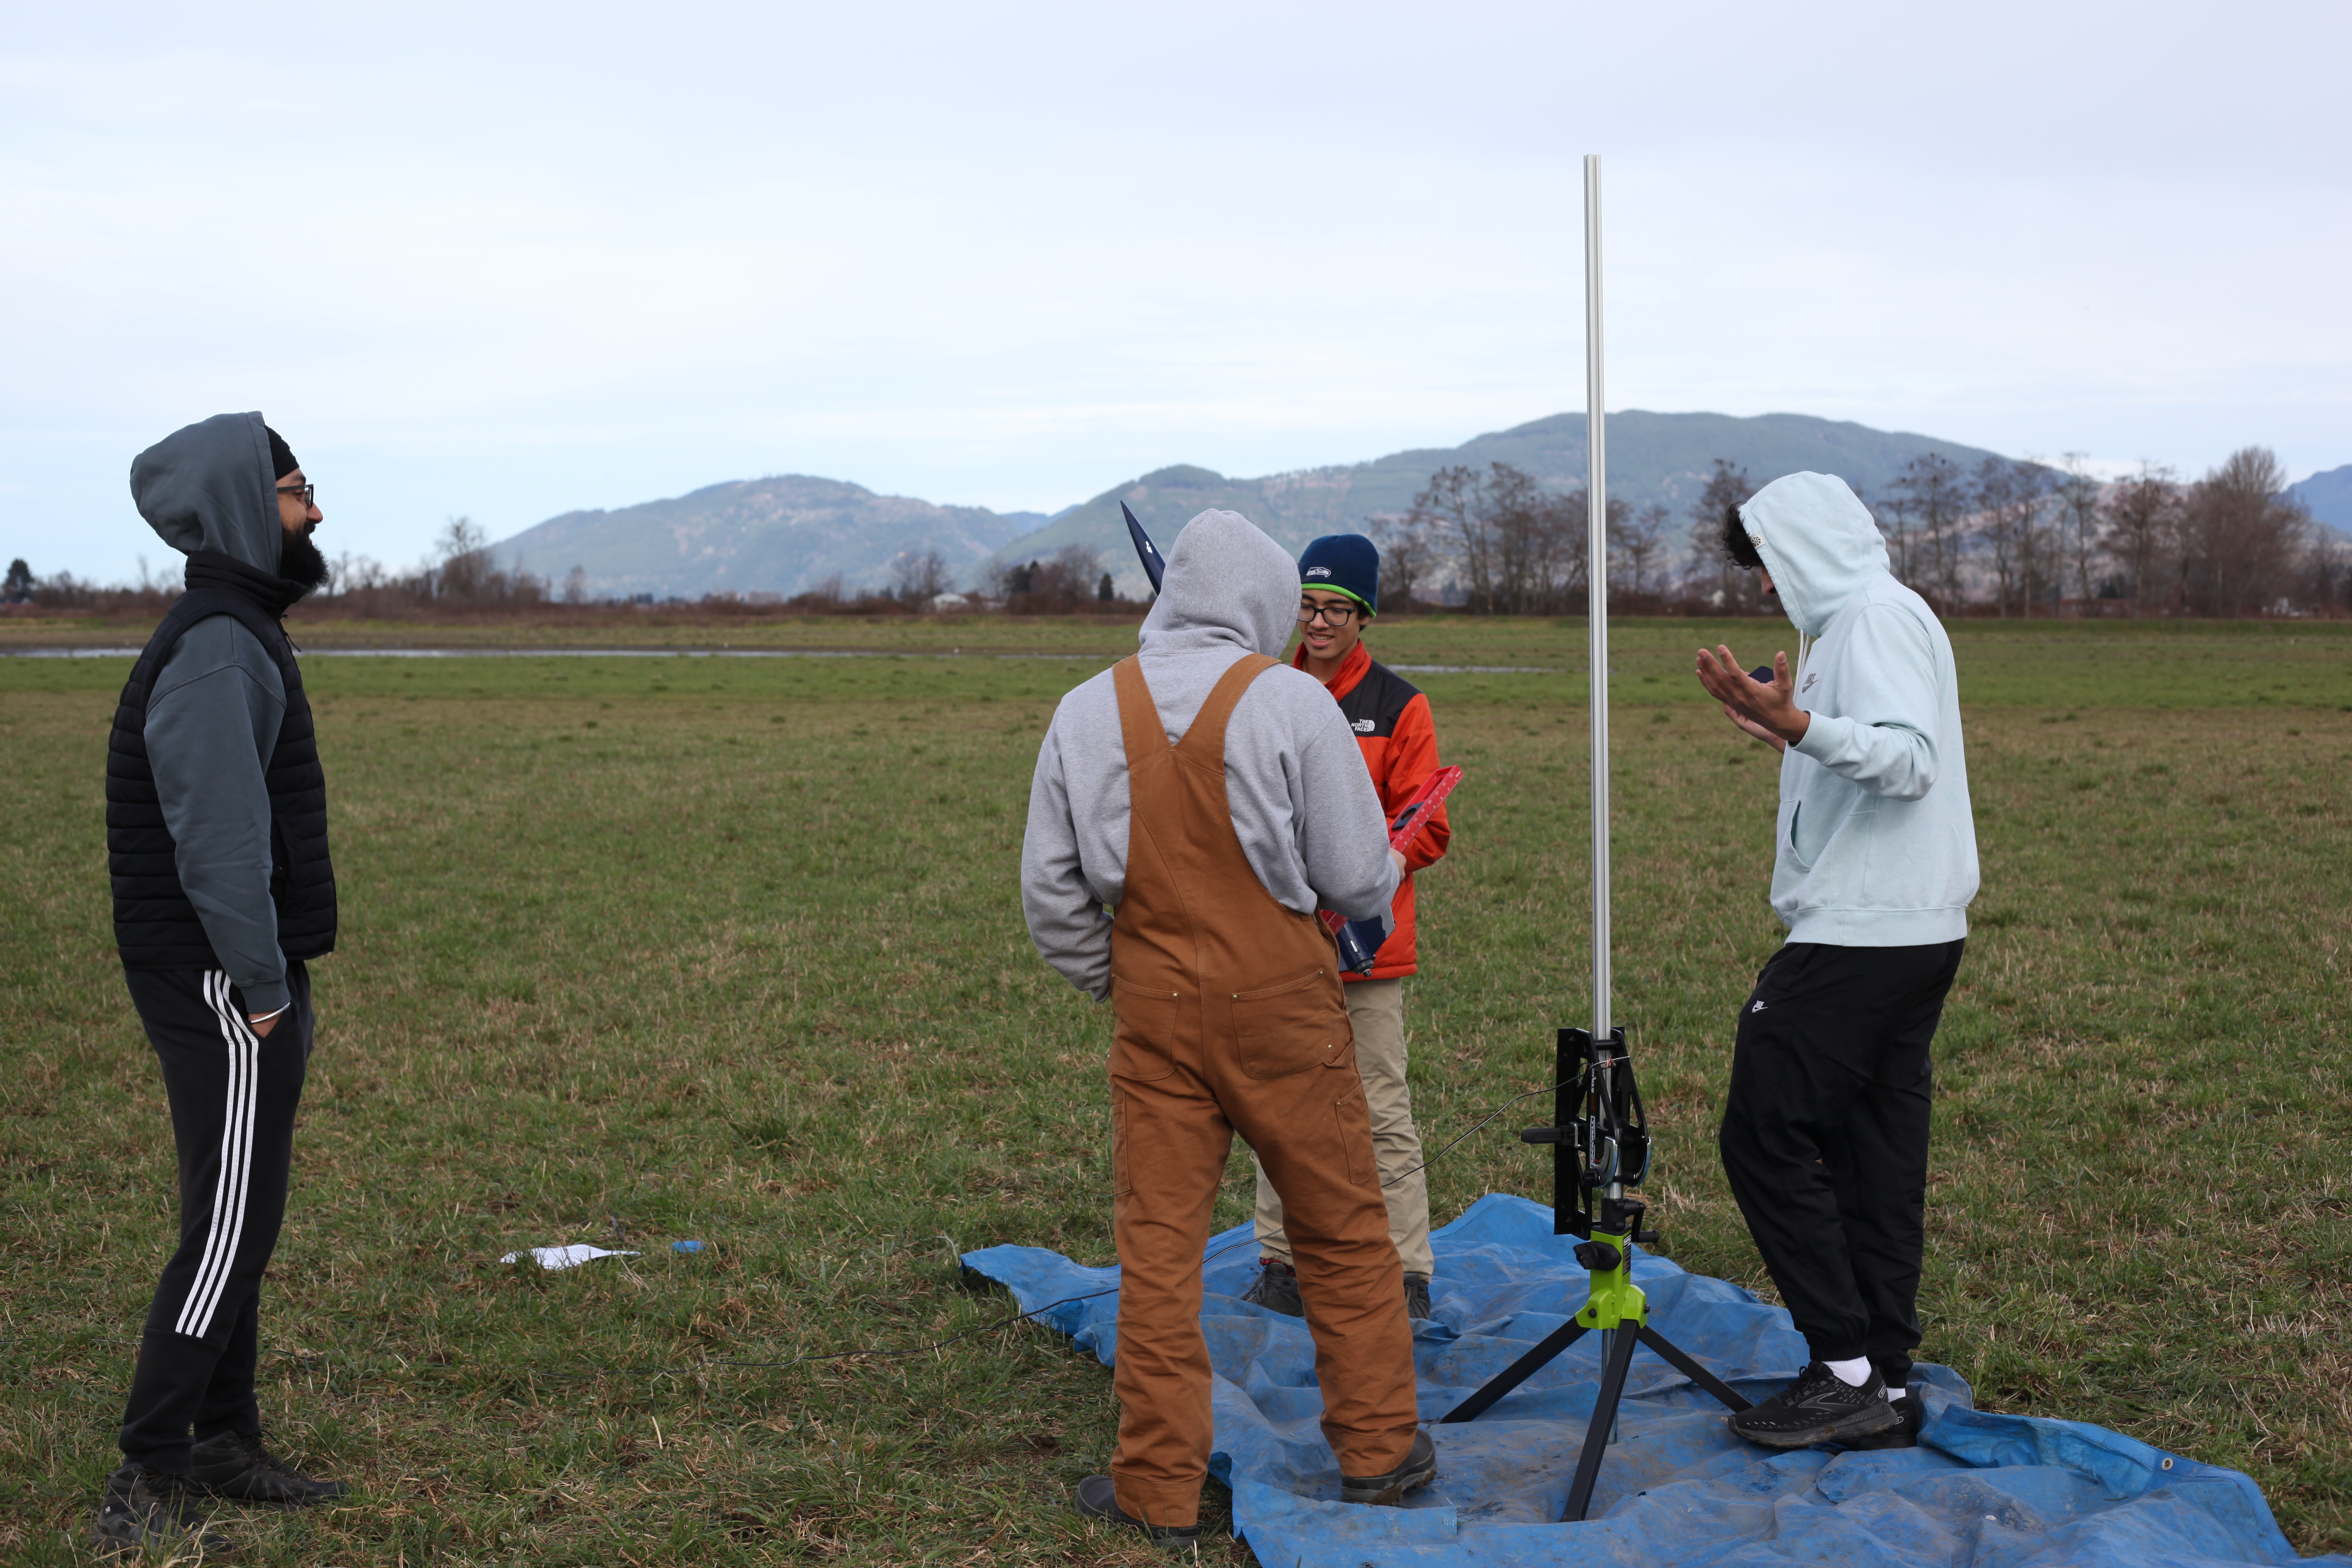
[1252, 978, 1434, 1278]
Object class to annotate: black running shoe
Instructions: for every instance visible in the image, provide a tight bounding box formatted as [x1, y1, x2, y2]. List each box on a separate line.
[1403, 1273, 1434, 1322]
[1839, 1387, 1924, 1450]
[1727, 1362, 1901, 1449]
[1340, 1428, 1437, 1505]
[1074, 1475, 1202, 1556]
[93, 1464, 232, 1556]
[1239, 1258, 1304, 1317]
[191, 1430, 350, 1505]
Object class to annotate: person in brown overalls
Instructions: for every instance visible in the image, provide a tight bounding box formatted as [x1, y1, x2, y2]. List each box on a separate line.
[1023, 509, 1435, 1553]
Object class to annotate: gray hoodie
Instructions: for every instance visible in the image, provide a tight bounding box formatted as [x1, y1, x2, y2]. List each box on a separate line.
[1740, 472, 1978, 945]
[1021, 509, 1400, 999]
[129, 412, 301, 1014]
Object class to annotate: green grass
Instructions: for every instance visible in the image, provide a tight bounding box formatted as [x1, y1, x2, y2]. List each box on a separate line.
[2, 618, 2348, 1562]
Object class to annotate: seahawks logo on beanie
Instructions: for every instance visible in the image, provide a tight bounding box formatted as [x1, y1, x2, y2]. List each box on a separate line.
[1297, 534, 1378, 615]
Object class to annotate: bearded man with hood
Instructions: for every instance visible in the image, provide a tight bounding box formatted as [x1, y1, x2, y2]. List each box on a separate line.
[95, 413, 348, 1554]
[1023, 509, 1435, 1552]
[1693, 471, 1979, 1453]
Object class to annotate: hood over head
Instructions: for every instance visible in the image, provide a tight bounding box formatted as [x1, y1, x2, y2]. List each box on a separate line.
[1137, 508, 1297, 659]
[129, 412, 287, 576]
[1738, 472, 1890, 636]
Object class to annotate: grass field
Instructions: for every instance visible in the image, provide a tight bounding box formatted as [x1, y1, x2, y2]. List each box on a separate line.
[3, 615, 2349, 1563]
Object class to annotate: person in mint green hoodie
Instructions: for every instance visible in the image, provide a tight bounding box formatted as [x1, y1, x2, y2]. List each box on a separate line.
[1692, 471, 1978, 1453]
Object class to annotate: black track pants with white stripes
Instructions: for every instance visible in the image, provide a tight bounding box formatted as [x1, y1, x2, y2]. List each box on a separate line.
[118, 963, 311, 1473]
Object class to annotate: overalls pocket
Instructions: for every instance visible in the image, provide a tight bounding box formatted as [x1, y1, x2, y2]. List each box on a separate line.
[1231, 966, 1351, 1080]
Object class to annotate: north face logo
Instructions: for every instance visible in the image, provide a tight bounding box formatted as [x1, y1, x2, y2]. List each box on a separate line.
[1305, 566, 1333, 578]
[1352, 718, 1376, 733]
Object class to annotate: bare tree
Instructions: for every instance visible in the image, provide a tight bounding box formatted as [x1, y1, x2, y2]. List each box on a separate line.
[1687, 459, 1757, 613]
[2096, 464, 2183, 617]
[1499, 471, 1585, 614]
[1972, 458, 2053, 618]
[1408, 464, 1593, 614]
[1053, 544, 1104, 600]
[435, 516, 493, 601]
[1619, 502, 1669, 599]
[2179, 446, 2308, 616]
[2307, 526, 2352, 614]
[888, 547, 950, 603]
[996, 544, 1106, 613]
[1369, 513, 1442, 614]
[1887, 453, 1967, 609]
[561, 565, 591, 605]
[1409, 467, 1495, 610]
[2054, 454, 2104, 608]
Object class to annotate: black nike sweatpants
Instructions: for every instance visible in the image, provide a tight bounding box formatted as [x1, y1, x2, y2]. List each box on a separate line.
[117, 962, 312, 1474]
[1717, 939, 1963, 1389]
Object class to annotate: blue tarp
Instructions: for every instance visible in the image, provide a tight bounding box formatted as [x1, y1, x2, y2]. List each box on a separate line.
[963, 1193, 2341, 1567]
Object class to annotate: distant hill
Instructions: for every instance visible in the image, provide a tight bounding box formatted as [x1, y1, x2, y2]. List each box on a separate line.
[2289, 464, 2352, 531]
[490, 411, 2019, 599]
[988, 411, 2017, 597]
[492, 475, 1044, 600]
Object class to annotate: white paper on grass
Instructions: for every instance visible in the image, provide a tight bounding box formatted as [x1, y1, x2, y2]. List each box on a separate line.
[500, 1244, 641, 1271]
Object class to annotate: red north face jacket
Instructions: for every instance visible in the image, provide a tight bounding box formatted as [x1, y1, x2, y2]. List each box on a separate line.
[1293, 640, 1450, 980]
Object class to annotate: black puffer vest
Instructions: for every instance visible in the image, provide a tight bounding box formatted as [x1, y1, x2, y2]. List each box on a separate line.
[108, 551, 338, 969]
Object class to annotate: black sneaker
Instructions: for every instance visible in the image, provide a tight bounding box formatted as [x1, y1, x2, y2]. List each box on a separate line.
[1239, 1258, 1304, 1317]
[1340, 1428, 1437, 1505]
[191, 1431, 350, 1505]
[1840, 1388, 1924, 1450]
[1074, 1475, 1202, 1556]
[1403, 1273, 1434, 1321]
[93, 1463, 232, 1556]
[1727, 1362, 1901, 1449]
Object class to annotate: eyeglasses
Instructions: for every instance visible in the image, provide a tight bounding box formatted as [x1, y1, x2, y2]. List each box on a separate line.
[276, 483, 317, 506]
[1297, 601, 1359, 626]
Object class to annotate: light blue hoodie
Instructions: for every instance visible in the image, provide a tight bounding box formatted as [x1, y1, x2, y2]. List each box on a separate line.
[1740, 472, 1978, 946]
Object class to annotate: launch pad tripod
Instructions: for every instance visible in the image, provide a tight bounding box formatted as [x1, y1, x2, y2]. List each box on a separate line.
[1433, 157, 1747, 1525]
[1436, 1026, 1751, 1522]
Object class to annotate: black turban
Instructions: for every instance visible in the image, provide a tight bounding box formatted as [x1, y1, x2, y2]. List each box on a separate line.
[265, 425, 300, 480]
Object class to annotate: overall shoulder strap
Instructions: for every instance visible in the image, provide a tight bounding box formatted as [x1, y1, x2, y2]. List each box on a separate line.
[1111, 657, 1167, 774]
[1177, 654, 1278, 770]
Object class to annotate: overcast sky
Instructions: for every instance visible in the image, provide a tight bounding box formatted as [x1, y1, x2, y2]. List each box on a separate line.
[4, 1, 2344, 583]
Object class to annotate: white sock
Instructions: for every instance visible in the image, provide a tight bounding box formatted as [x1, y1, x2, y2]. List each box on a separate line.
[1886, 1387, 1908, 1401]
[1823, 1356, 1874, 1387]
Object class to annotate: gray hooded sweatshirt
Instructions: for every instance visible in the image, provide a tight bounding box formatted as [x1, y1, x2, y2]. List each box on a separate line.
[1741, 471, 1978, 945]
[1021, 508, 1400, 1000]
[128, 412, 302, 1014]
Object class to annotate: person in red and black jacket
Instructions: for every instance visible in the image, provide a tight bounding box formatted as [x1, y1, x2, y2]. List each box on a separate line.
[1241, 533, 1452, 1323]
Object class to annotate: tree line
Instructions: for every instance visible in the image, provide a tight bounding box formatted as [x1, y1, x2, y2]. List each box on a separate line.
[11, 448, 2337, 621]
[1372, 445, 2339, 618]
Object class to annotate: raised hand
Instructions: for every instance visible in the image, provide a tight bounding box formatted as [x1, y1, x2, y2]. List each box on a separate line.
[1694, 646, 1810, 752]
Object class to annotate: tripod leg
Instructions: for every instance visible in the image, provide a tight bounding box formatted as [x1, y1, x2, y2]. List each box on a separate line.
[1438, 1321, 1589, 1424]
[1561, 1313, 1640, 1523]
[1634, 1326, 1753, 1413]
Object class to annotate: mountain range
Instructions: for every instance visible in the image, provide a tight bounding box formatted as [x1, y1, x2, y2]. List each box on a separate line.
[2288, 464, 2352, 532]
[492, 411, 2135, 600]
[994, 411, 2025, 599]
[493, 476, 1046, 601]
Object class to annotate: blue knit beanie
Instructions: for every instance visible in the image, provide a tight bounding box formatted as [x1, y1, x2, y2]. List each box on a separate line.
[1298, 534, 1379, 616]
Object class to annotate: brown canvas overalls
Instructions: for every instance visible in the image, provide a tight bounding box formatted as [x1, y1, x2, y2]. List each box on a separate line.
[1106, 652, 1418, 1528]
